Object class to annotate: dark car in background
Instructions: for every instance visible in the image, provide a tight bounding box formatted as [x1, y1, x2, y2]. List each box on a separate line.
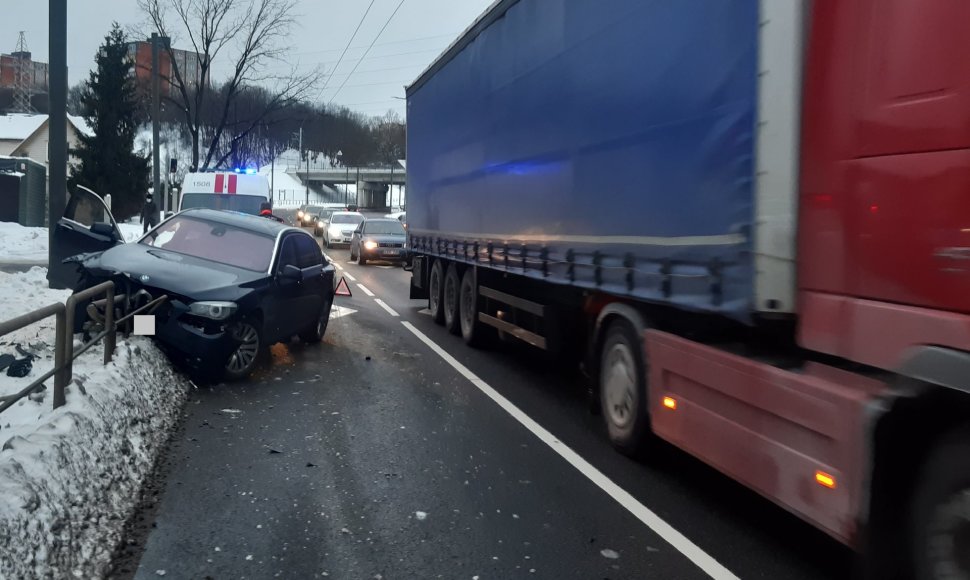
[349, 218, 408, 266]
[50, 189, 336, 380]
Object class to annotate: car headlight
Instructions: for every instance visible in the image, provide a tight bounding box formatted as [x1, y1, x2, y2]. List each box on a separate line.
[297, 211, 304, 219]
[363, 240, 378, 250]
[189, 301, 238, 320]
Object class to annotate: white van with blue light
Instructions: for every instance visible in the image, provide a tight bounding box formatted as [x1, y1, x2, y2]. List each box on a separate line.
[178, 171, 270, 215]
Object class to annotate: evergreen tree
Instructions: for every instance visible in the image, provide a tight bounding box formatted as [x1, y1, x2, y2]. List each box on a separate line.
[70, 23, 150, 221]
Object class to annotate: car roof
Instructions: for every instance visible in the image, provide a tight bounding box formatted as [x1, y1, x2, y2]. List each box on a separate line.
[331, 211, 363, 216]
[364, 218, 400, 223]
[177, 208, 290, 236]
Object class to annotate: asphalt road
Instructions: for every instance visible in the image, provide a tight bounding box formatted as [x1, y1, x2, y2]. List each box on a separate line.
[119, 223, 854, 579]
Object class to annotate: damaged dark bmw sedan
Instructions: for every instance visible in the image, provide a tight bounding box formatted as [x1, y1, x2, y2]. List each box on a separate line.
[49, 188, 336, 380]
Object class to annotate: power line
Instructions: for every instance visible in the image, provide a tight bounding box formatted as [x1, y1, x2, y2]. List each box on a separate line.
[318, 0, 376, 100]
[329, 0, 408, 106]
[291, 32, 459, 57]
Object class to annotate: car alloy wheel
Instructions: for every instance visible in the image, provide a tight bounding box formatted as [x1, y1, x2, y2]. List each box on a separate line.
[225, 320, 260, 379]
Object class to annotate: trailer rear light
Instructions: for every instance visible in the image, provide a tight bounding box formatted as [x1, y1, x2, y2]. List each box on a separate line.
[815, 470, 837, 489]
[662, 396, 677, 410]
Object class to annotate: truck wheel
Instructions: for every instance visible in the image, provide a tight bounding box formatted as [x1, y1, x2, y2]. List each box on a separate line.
[459, 268, 493, 347]
[428, 259, 445, 324]
[599, 319, 650, 456]
[912, 426, 970, 580]
[443, 263, 462, 335]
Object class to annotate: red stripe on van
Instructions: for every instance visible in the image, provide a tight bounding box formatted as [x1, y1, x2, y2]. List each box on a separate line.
[214, 174, 225, 193]
[228, 174, 237, 194]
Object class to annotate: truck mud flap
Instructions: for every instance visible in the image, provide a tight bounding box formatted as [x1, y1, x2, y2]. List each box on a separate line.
[409, 255, 429, 300]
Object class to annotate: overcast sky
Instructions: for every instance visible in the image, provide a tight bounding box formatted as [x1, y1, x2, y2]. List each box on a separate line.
[1, 0, 494, 117]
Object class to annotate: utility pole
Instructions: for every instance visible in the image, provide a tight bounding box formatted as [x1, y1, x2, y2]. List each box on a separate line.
[47, 0, 67, 289]
[151, 33, 169, 207]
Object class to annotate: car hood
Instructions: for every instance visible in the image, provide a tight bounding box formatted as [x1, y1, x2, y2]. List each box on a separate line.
[79, 242, 266, 300]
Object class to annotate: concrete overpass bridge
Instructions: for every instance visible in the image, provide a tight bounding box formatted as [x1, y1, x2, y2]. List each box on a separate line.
[287, 161, 405, 209]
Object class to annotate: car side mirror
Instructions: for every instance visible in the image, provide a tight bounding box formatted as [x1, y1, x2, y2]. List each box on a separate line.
[280, 264, 302, 281]
[91, 221, 118, 241]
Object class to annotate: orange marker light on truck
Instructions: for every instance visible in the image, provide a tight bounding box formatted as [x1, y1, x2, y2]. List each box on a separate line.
[815, 471, 837, 489]
[662, 396, 677, 410]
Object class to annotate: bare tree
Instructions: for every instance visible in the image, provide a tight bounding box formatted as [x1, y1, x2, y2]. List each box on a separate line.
[373, 109, 406, 165]
[138, 0, 320, 171]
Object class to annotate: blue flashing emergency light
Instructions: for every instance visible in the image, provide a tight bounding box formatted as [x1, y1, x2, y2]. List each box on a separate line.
[245, 168, 257, 175]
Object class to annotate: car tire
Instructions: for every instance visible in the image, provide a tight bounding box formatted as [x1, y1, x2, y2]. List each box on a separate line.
[912, 426, 970, 580]
[459, 267, 493, 347]
[599, 319, 651, 457]
[224, 317, 263, 381]
[428, 259, 445, 324]
[358, 252, 367, 265]
[299, 296, 333, 344]
[443, 263, 461, 335]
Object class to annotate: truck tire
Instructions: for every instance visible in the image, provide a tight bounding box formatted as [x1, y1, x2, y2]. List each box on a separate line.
[912, 426, 970, 580]
[428, 259, 445, 324]
[459, 268, 493, 347]
[443, 263, 462, 335]
[599, 319, 650, 456]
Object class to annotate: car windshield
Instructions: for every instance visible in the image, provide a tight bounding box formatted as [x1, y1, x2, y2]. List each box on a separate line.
[331, 214, 364, 225]
[180, 193, 265, 215]
[139, 215, 275, 272]
[307, 206, 326, 213]
[363, 221, 406, 235]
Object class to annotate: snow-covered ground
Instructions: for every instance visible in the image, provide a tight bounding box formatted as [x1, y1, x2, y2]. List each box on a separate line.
[0, 222, 143, 266]
[0, 230, 191, 576]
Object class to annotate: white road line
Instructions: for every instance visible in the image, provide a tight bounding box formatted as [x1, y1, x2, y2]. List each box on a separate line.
[357, 283, 375, 297]
[374, 299, 400, 317]
[344, 272, 357, 282]
[400, 321, 739, 580]
[323, 253, 333, 262]
[334, 263, 344, 271]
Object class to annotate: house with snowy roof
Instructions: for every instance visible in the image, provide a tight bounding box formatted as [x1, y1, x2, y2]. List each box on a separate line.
[0, 113, 93, 168]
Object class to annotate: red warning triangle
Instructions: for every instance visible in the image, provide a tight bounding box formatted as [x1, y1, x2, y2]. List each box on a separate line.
[334, 277, 353, 297]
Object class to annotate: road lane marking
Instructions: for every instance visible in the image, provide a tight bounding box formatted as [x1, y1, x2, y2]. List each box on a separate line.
[334, 263, 344, 271]
[344, 272, 357, 282]
[330, 305, 356, 319]
[400, 321, 739, 580]
[357, 284, 375, 297]
[375, 299, 399, 317]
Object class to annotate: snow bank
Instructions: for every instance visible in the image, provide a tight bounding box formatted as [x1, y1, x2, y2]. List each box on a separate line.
[0, 267, 191, 578]
[0, 223, 143, 265]
[0, 222, 49, 263]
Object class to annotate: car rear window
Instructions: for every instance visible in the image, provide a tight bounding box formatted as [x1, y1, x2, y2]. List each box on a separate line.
[140, 216, 275, 272]
[363, 221, 406, 235]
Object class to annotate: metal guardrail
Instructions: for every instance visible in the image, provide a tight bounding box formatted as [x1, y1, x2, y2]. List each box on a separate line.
[0, 281, 168, 415]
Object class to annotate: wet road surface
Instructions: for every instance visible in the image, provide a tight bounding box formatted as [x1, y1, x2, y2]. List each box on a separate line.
[121, 225, 853, 579]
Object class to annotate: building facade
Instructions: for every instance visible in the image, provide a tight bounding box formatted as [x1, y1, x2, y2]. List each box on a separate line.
[127, 41, 206, 98]
[0, 52, 49, 93]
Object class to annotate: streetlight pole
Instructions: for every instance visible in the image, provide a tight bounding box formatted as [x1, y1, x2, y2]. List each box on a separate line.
[47, 0, 67, 288]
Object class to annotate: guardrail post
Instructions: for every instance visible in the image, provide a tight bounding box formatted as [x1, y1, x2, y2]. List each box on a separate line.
[104, 284, 115, 364]
[63, 294, 76, 400]
[53, 308, 67, 409]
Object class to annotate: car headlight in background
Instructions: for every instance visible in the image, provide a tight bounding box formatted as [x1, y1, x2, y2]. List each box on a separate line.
[189, 301, 238, 320]
[363, 240, 378, 250]
[297, 210, 304, 219]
